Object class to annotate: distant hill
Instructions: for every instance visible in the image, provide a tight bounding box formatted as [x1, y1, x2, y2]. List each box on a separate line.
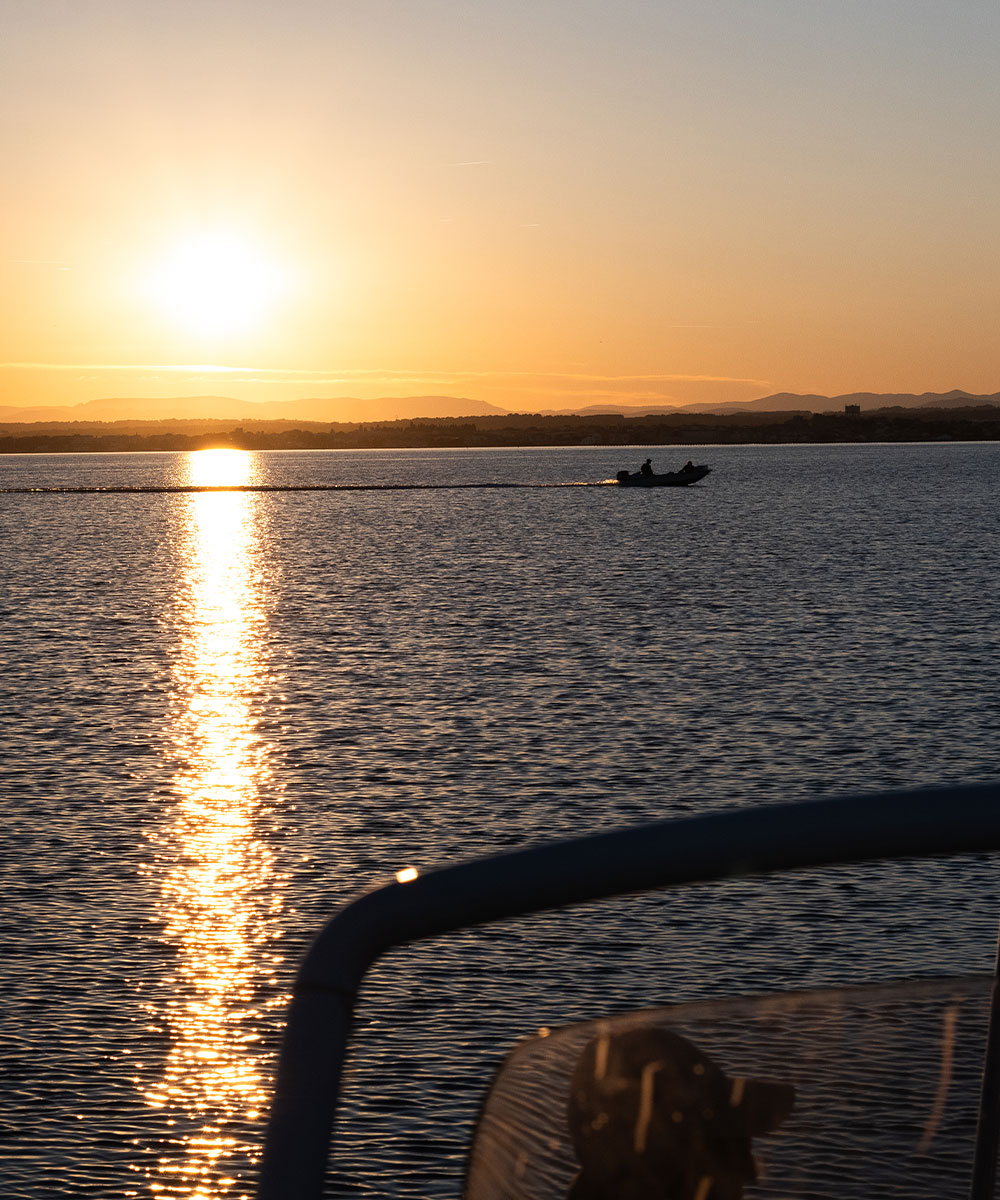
[269, 395, 508, 422]
[0, 393, 507, 424]
[505, 390, 1000, 417]
[668, 389, 1000, 415]
[914, 390, 1000, 409]
[530, 404, 684, 417]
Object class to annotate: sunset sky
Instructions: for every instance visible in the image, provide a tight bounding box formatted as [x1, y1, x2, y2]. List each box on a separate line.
[3, 0, 997, 414]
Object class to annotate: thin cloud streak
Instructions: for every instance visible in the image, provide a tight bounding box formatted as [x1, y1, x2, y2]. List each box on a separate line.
[0, 362, 770, 387]
[0, 362, 259, 373]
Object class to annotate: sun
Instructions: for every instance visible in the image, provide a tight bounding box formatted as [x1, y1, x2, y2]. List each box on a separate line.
[145, 230, 290, 339]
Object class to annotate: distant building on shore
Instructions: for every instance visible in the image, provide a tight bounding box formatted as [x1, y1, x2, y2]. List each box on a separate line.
[844, 403, 861, 416]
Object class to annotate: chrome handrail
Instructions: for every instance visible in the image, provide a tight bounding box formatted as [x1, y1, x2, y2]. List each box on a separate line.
[256, 783, 1000, 1199]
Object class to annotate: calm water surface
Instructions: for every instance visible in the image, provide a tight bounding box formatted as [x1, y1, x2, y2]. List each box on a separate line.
[2, 443, 999, 1197]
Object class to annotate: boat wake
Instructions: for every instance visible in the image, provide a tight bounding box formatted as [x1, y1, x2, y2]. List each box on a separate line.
[2, 482, 614, 494]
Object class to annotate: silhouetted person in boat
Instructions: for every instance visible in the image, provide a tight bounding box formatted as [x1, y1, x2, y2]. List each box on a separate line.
[681, 460, 695, 472]
[566, 1025, 794, 1200]
[640, 458, 654, 476]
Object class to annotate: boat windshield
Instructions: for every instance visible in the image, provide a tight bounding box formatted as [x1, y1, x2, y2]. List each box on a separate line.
[465, 975, 994, 1199]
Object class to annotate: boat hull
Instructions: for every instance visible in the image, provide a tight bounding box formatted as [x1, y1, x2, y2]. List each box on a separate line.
[616, 465, 711, 486]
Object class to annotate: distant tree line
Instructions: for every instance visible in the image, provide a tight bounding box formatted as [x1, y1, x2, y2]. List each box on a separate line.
[2, 407, 999, 454]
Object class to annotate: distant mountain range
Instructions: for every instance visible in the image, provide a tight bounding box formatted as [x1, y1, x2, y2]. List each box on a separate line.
[535, 390, 1000, 416]
[0, 394, 508, 424]
[1, 388, 998, 424]
[671, 389, 1000, 415]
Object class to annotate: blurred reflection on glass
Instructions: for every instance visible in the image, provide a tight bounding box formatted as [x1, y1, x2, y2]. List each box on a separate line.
[146, 449, 281, 1197]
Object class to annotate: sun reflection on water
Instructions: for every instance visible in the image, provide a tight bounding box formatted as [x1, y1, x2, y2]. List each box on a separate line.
[146, 450, 281, 1197]
[188, 448, 255, 490]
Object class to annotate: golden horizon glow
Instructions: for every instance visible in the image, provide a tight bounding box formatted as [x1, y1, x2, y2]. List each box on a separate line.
[3, 3, 998, 413]
[145, 450, 280, 1196]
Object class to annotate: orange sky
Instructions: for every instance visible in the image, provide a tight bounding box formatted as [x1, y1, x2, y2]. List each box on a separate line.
[3, 0, 997, 414]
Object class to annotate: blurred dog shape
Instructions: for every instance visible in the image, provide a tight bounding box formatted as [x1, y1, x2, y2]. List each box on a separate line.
[566, 1025, 795, 1200]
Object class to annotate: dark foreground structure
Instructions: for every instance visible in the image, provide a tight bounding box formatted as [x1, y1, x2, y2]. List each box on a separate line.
[257, 783, 1000, 1199]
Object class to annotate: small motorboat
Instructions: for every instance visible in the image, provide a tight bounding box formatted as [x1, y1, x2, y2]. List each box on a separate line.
[615, 464, 711, 486]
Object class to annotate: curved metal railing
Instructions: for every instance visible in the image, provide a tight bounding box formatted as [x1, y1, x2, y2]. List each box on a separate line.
[256, 783, 1000, 1198]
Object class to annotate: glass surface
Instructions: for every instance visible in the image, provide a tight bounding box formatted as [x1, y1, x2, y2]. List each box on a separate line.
[467, 976, 995, 1199]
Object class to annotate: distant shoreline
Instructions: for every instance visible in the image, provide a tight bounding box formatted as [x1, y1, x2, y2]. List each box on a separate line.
[2, 408, 999, 454]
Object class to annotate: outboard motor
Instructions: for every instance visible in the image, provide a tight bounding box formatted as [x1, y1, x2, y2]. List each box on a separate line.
[616, 470, 631, 483]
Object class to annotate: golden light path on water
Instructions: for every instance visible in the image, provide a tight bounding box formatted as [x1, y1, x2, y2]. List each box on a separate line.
[146, 449, 282, 1198]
